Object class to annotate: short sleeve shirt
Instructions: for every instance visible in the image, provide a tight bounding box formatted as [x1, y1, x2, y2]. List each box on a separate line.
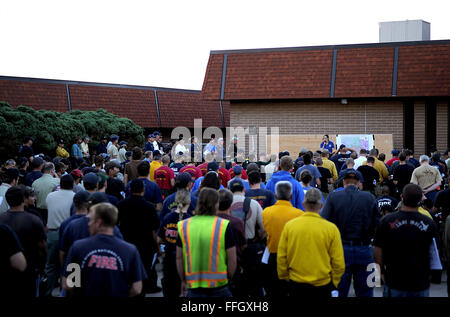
[231, 195, 264, 240]
[154, 166, 175, 190]
[180, 166, 202, 180]
[411, 165, 442, 190]
[63, 234, 147, 297]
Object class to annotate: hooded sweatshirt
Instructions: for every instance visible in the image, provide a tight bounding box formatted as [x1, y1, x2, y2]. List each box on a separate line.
[265, 171, 305, 210]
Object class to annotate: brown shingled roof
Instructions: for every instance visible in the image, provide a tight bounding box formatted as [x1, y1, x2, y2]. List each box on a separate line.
[0, 77, 227, 128]
[202, 40, 450, 100]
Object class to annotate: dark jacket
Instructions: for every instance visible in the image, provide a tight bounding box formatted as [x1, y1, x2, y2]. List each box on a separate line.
[321, 185, 380, 244]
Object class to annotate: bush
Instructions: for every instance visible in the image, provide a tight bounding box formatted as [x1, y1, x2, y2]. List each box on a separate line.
[0, 102, 145, 162]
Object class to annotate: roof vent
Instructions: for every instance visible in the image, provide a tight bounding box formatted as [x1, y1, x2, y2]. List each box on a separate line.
[379, 20, 430, 42]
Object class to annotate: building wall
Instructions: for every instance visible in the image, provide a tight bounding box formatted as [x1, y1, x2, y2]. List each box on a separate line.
[413, 103, 426, 156]
[230, 100, 404, 154]
[437, 102, 449, 153]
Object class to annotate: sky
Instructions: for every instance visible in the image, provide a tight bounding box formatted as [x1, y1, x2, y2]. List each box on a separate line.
[1, 0, 449, 90]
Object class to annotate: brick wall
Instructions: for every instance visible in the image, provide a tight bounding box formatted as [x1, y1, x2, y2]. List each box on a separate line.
[436, 102, 449, 153]
[230, 100, 404, 154]
[414, 103, 426, 156]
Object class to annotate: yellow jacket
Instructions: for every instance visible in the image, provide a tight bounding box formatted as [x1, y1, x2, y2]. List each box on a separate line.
[321, 157, 338, 181]
[149, 161, 162, 182]
[363, 157, 389, 181]
[277, 212, 345, 287]
[262, 200, 303, 253]
[56, 146, 70, 159]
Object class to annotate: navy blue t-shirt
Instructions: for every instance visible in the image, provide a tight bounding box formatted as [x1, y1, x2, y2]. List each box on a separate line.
[125, 178, 163, 206]
[59, 216, 123, 253]
[59, 214, 85, 246]
[25, 171, 43, 186]
[160, 192, 198, 222]
[170, 163, 185, 177]
[245, 188, 276, 209]
[63, 234, 147, 297]
[158, 212, 192, 254]
[330, 153, 350, 172]
[376, 195, 399, 212]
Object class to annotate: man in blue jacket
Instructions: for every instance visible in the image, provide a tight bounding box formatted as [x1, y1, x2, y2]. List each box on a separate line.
[265, 156, 304, 210]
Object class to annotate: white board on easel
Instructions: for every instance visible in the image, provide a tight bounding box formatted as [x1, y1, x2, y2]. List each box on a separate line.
[336, 134, 374, 153]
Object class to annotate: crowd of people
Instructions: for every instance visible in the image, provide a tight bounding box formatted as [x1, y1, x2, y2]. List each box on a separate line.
[0, 132, 449, 298]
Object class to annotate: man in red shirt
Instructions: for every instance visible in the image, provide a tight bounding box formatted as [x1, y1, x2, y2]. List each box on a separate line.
[218, 161, 231, 188]
[155, 155, 175, 199]
[386, 150, 400, 167]
[180, 163, 202, 180]
[197, 153, 215, 176]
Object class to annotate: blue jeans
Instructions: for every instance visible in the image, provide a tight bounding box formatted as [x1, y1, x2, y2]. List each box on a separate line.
[187, 286, 232, 298]
[383, 285, 429, 297]
[338, 245, 374, 297]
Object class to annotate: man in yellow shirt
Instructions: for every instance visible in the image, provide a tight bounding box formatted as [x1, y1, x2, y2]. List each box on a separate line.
[320, 150, 338, 181]
[362, 149, 389, 182]
[278, 188, 345, 297]
[56, 139, 70, 159]
[262, 181, 303, 297]
[149, 150, 163, 182]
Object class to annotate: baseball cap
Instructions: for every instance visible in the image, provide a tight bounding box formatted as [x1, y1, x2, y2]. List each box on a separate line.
[70, 169, 82, 178]
[207, 162, 219, 172]
[233, 165, 243, 175]
[339, 144, 346, 150]
[228, 178, 244, 191]
[83, 172, 100, 186]
[153, 131, 161, 136]
[342, 169, 361, 181]
[119, 141, 128, 146]
[73, 190, 91, 205]
[89, 192, 109, 206]
[110, 134, 119, 141]
[148, 134, 155, 138]
[101, 153, 111, 160]
[392, 149, 400, 156]
[58, 139, 64, 144]
[175, 172, 194, 189]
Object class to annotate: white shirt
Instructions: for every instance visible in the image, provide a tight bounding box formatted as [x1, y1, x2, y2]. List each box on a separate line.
[153, 141, 163, 154]
[46, 189, 75, 229]
[0, 183, 11, 213]
[175, 144, 187, 154]
[354, 156, 367, 170]
[264, 162, 277, 181]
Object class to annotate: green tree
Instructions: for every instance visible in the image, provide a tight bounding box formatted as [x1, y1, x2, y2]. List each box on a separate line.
[0, 102, 144, 162]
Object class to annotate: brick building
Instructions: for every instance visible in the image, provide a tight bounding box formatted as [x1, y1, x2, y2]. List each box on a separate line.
[201, 40, 450, 156]
[0, 76, 230, 141]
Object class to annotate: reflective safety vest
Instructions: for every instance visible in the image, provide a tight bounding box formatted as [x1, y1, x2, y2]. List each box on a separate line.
[178, 215, 230, 289]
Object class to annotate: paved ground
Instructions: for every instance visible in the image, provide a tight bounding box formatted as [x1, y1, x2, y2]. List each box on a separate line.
[146, 256, 449, 298]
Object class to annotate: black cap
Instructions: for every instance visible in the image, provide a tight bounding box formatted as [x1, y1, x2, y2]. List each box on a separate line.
[228, 178, 244, 191]
[73, 190, 91, 205]
[207, 162, 219, 172]
[175, 172, 194, 189]
[89, 192, 109, 205]
[342, 169, 361, 181]
[83, 172, 100, 185]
